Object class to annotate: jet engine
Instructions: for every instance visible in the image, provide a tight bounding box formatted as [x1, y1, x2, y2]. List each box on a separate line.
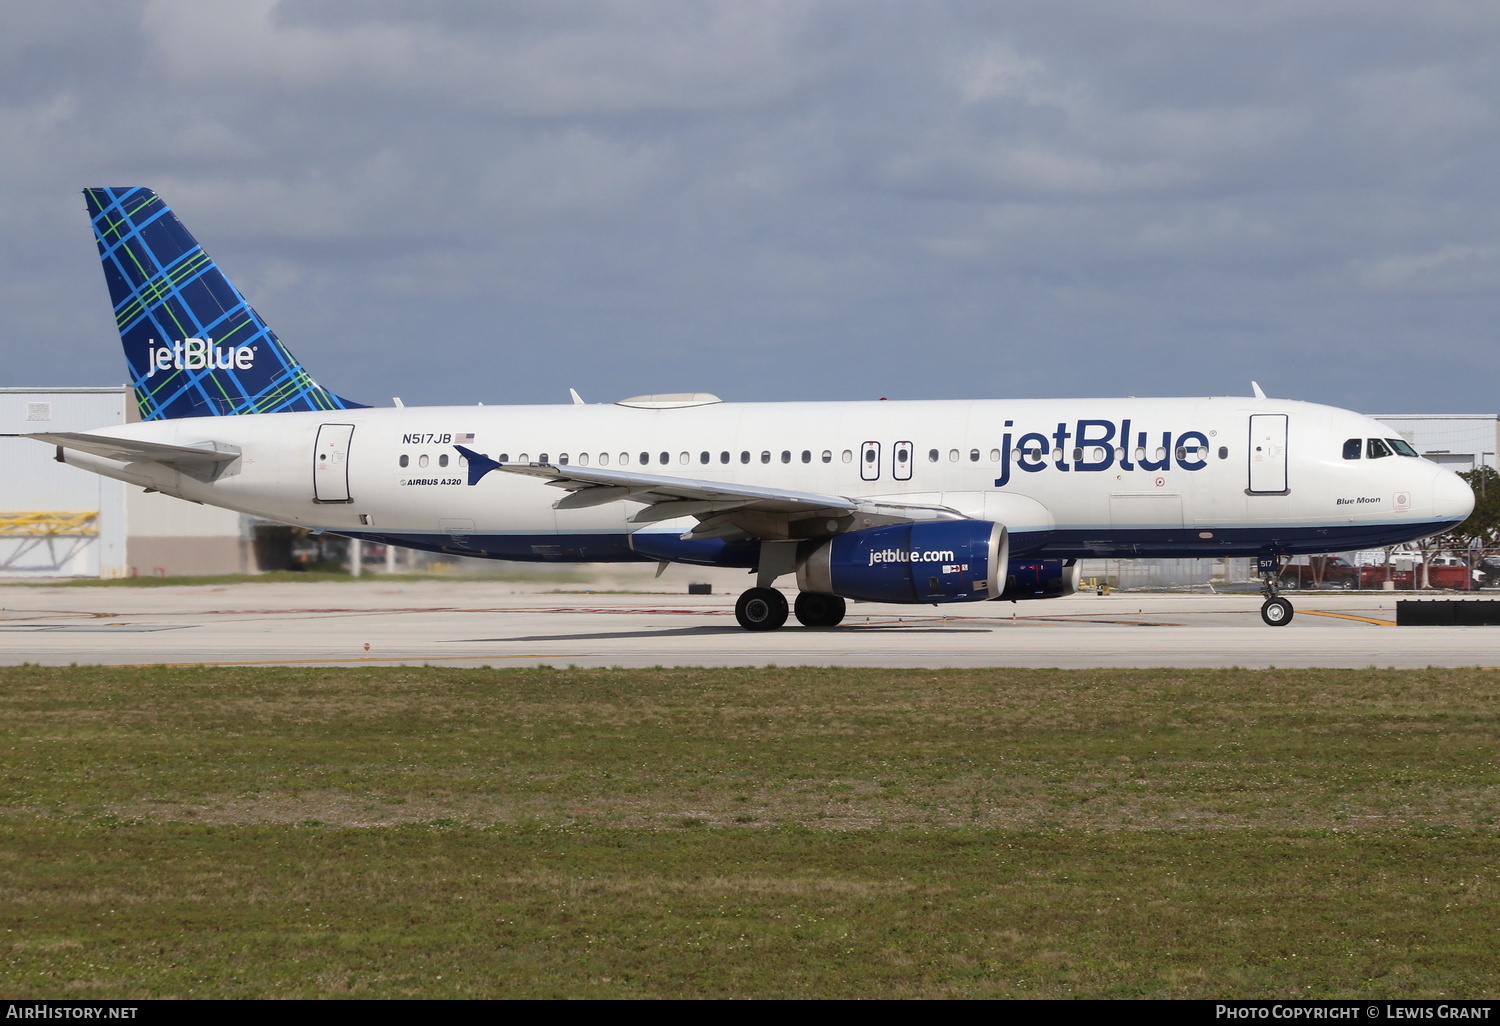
[998, 558, 1082, 600]
[796, 520, 1007, 604]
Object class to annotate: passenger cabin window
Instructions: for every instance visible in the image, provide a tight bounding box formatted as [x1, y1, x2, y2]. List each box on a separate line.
[700, 452, 710, 464]
[928, 449, 939, 462]
[660, 452, 670, 465]
[558, 454, 568, 465]
[761, 451, 771, 464]
[1388, 438, 1419, 457]
[418, 454, 429, 468]
[1343, 439, 1362, 460]
[439, 454, 449, 468]
[399, 454, 409, 468]
[821, 450, 832, 463]
[640, 452, 650, 465]
[741, 451, 750, 464]
[1367, 438, 1393, 459]
[781, 451, 791, 463]
[970, 449, 980, 462]
[1218, 446, 1229, 460]
[801, 450, 811, 464]
[842, 450, 853, 463]
[720, 451, 730, 464]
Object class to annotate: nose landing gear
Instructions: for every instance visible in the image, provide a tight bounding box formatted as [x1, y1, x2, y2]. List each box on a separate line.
[1257, 554, 1294, 626]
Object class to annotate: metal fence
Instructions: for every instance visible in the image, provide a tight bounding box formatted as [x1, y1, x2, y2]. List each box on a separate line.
[1080, 551, 1500, 593]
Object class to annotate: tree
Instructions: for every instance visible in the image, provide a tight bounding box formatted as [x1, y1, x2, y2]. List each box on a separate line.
[1442, 467, 1500, 550]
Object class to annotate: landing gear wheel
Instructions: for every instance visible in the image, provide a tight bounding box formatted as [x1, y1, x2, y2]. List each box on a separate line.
[736, 587, 789, 631]
[794, 592, 846, 627]
[1261, 597, 1294, 626]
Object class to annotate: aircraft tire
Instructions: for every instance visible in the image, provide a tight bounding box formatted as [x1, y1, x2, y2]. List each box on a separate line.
[1260, 597, 1294, 626]
[736, 587, 789, 631]
[794, 592, 846, 627]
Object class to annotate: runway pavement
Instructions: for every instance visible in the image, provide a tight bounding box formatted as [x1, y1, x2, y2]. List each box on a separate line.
[2, 578, 1498, 669]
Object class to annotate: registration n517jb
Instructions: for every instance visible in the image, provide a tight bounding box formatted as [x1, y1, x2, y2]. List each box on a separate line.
[30, 188, 1474, 630]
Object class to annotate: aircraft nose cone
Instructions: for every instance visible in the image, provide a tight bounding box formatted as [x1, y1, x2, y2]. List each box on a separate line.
[1433, 467, 1475, 524]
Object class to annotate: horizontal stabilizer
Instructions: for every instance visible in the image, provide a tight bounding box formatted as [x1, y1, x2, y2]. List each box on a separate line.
[29, 431, 240, 468]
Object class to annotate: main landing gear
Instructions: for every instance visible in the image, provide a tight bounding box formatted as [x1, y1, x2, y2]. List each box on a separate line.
[735, 588, 787, 631]
[794, 591, 846, 628]
[733, 589, 846, 631]
[1257, 554, 1294, 627]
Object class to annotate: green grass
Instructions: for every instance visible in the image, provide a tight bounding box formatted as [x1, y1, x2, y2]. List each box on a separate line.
[1, 666, 1497, 998]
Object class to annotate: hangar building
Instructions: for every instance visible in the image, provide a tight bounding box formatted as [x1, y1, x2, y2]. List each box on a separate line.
[1, 387, 249, 578]
[1373, 415, 1499, 472]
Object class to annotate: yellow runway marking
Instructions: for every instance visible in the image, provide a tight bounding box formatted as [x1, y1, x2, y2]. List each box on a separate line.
[1300, 609, 1397, 626]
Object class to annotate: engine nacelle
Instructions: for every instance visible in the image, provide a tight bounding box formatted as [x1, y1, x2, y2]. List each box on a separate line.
[797, 520, 1008, 604]
[999, 558, 1081, 600]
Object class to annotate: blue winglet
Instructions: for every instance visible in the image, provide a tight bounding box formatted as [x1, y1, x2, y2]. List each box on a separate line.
[456, 445, 502, 486]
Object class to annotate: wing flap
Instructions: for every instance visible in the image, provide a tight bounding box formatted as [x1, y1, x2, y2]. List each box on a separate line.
[495, 461, 860, 516]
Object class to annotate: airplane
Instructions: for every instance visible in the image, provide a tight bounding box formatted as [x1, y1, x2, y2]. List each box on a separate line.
[26, 187, 1475, 630]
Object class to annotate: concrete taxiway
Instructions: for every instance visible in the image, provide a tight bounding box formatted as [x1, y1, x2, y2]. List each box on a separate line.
[1, 578, 1497, 669]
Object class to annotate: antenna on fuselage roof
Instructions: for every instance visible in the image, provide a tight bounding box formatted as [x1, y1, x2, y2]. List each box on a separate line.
[1251, 381, 1267, 399]
[569, 388, 585, 405]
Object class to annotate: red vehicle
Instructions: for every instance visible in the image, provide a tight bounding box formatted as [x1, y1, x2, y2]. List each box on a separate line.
[1279, 556, 1359, 590]
[1280, 555, 1477, 591]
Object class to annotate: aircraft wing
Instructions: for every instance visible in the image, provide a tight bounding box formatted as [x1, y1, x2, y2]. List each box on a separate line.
[29, 431, 241, 468]
[457, 446, 963, 540]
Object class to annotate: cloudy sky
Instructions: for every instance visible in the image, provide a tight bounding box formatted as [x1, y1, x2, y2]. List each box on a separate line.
[4, 1, 1498, 413]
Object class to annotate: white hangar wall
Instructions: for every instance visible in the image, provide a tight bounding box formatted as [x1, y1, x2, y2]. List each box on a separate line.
[0, 388, 128, 577]
[1373, 415, 1500, 472]
[1, 386, 250, 578]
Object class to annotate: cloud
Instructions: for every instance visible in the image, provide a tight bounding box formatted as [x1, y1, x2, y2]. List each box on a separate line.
[0, 1, 1498, 411]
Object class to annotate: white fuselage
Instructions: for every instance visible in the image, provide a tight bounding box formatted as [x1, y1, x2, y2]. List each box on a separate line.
[59, 395, 1473, 566]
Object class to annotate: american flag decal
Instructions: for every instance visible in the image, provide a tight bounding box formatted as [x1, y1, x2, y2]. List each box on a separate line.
[455, 432, 475, 443]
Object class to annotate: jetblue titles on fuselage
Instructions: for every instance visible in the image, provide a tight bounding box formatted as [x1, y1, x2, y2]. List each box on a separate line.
[994, 418, 1211, 487]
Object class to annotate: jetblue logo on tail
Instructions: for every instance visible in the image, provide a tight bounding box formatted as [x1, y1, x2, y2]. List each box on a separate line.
[145, 338, 255, 377]
[84, 186, 365, 420]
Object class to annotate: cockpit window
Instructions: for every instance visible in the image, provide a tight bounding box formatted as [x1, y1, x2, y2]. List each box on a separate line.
[1342, 439, 1362, 460]
[1367, 438, 1393, 459]
[1387, 438, 1419, 457]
